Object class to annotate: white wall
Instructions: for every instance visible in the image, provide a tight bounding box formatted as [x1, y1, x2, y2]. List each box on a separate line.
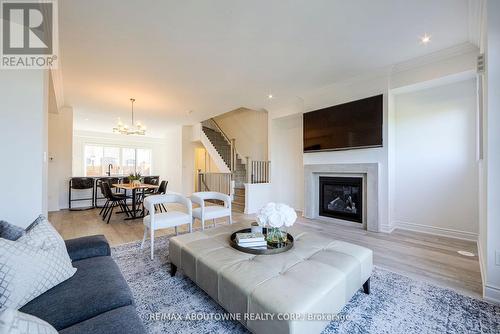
[393, 79, 478, 239]
[48, 107, 73, 211]
[162, 126, 183, 193]
[214, 108, 268, 161]
[0, 70, 48, 227]
[484, 0, 500, 303]
[269, 114, 304, 211]
[182, 125, 197, 196]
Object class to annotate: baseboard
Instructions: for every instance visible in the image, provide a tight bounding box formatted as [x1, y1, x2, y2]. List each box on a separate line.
[484, 285, 500, 305]
[393, 220, 478, 241]
[379, 224, 396, 233]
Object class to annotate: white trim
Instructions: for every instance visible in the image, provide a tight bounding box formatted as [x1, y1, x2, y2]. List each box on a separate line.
[391, 42, 478, 73]
[484, 285, 500, 305]
[390, 71, 477, 95]
[394, 220, 478, 241]
[379, 224, 396, 233]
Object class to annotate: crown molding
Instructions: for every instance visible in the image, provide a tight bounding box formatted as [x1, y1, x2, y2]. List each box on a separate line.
[392, 42, 478, 73]
[49, 67, 65, 112]
[468, 0, 487, 48]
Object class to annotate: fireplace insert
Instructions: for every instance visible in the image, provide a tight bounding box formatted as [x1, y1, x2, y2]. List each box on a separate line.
[319, 176, 363, 223]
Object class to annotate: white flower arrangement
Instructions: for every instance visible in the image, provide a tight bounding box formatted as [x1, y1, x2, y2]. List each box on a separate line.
[256, 202, 297, 228]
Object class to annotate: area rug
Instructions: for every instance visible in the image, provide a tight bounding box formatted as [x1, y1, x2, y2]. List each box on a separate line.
[112, 234, 500, 334]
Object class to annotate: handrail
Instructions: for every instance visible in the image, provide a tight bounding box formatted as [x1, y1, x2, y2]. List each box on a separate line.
[209, 118, 231, 144]
[199, 173, 211, 191]
[201, 118, 236, 172]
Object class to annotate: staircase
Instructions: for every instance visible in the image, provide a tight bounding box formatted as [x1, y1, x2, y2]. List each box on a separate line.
[201, 122, 247, 209]
[199, 118, 271, 213]
[201, 127, 232, 168]
[232, 187, 245, 213]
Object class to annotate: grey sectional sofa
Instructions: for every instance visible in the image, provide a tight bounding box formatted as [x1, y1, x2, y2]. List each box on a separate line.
[19, 235, 145, 334]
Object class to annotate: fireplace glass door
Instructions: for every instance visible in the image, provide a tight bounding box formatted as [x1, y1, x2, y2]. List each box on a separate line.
[319, 176, 363, 223]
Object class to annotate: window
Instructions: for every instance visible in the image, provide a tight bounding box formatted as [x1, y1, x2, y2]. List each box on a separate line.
[121, 148, 136, 175]
[136, 148, 152, 175]
[84, 145, 152, 176]
[84, 145, 103, 177]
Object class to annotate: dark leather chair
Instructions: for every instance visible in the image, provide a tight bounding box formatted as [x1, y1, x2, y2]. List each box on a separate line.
[69, 177, 95, 210]
[95, 177, 120, 208]
[101, 182, 130, 224]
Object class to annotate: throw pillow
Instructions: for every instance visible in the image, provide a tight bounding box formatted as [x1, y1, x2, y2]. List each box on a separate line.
[24, 215, 44, 233]
[0, 215, 45, 241]
[0, 308, 57, 334]
[0, 217, 76, 309]
[0, 221, 25, 241]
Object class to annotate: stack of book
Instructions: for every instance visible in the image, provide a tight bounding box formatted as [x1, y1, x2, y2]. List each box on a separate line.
[236, 232, 267, 249]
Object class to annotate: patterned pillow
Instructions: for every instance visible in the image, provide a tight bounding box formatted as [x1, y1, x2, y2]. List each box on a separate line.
[0, 215, 45, 241]
[0, 308, 57, 334]
[0, 217, 76, 309]
[0, 221, 25, 241]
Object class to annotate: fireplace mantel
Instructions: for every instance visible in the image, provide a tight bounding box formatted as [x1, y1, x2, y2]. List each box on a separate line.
[304, 163, 380, 232]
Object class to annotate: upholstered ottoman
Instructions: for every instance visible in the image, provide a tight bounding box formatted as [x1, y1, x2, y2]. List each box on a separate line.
[169, 222, 372, 334]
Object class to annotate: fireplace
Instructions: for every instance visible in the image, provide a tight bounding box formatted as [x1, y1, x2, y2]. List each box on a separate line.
[319, 176, 363, 223]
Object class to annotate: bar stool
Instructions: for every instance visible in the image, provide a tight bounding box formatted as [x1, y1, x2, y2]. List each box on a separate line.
[68, 177, 95, 210]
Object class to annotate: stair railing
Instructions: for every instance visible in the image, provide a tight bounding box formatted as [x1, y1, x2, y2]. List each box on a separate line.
[201, 118, 270, 185]
[201, 118, 236, 172]
[197, 170, 232, 195]
[246, 157, 271, 184]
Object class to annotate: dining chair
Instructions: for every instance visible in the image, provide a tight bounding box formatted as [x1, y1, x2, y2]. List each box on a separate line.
[191, 191, 232, 230]
[101, 182, 131, 223]
[95, 177, 120, 208]
[141, 194, 192, 260]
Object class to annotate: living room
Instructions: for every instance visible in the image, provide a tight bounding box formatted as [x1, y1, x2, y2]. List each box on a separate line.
[1, 1, 499, 333]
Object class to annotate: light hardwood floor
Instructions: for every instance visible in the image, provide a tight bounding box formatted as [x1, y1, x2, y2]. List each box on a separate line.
[49, 208, 483, 299]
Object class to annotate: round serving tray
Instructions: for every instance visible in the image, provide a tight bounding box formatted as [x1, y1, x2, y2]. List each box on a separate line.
[230, 228, 294, 255]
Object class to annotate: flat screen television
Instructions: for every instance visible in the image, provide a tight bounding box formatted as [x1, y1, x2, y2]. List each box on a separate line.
[303, 94, 383, 152]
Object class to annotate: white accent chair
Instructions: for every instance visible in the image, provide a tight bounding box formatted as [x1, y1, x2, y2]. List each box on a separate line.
[141, 193, 192, 260]
[191, 191, 232, 230]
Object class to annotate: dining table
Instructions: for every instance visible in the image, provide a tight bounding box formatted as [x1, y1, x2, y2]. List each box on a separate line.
[112, 183, 159, 220]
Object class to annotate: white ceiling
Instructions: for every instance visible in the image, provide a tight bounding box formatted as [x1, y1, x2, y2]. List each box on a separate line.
[60, 0, 474, 138]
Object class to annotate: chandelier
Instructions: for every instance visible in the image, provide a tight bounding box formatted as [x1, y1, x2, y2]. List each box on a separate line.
[113, 98, 146, 135]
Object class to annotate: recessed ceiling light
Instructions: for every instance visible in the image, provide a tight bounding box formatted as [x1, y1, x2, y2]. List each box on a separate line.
[419, 33, 431, 45]
[84, 118, 89, 121]
[268, 94, 273, 99]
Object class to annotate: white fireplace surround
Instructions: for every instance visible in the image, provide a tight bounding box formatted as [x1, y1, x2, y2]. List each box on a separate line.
[304, 163, 380, 232]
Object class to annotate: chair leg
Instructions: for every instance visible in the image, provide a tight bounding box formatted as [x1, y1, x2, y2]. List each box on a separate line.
[161, 204, 167, 212]
[141, 227, 148, 249]
[213, 218, 216, 227]
[102, 203, 110, 221]
[103, 200, 114, 220]
[107, 203, 115, 224]
[100, 200, 109, 215]
[201, 218, 205, 231]
[150, 228, 155, 260]
[229, 214, 232, 225]
[190, 219, 194, 233]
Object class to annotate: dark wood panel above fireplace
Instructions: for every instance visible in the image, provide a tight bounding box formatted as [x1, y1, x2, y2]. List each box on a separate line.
[319, 176, 363, 223]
